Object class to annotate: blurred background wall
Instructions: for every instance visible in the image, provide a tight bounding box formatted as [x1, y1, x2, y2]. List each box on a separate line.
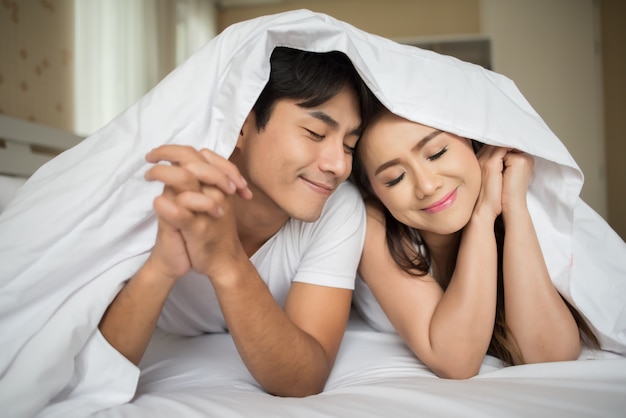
[0, 0, 74, 130]
[0, 0, 623, 239]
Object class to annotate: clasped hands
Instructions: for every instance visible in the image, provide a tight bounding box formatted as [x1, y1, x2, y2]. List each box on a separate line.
[475, 145, 534, 221]
[143, 145, 253, 281]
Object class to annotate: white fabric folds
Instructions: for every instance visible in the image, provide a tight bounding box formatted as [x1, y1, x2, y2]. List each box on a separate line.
[0, 9, 624, 417]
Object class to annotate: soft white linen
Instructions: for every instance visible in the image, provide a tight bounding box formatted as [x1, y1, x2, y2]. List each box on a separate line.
[0, 175, 26, 212]
[93, 312, 626, 418]
[0, 8, 624, 417]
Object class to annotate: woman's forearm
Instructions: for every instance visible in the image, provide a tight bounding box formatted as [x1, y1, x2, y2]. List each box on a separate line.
[502, 205, 581, 363]
[427, 212, 499, 377]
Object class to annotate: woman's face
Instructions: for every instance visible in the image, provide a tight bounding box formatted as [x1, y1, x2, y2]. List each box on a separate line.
[358, 111, 481, 237]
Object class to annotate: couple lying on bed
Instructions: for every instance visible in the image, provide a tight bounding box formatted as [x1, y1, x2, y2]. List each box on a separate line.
[97, 44, 598, 402]
[4, 12, 624, 416]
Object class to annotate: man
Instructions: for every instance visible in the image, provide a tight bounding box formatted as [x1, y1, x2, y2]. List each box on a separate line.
[98, 46, 377, 397]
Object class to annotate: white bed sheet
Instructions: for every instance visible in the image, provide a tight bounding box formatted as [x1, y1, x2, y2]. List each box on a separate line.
[94, 311, 626, 418]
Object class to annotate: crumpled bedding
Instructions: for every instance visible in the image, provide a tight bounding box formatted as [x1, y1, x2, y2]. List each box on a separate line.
[0, 9, 624, 418]
[93, 312, 626, 418]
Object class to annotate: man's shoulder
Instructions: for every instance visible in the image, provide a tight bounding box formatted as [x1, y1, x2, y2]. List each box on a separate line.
[316, 181, 365, 227]
[326, 181, 363, 209]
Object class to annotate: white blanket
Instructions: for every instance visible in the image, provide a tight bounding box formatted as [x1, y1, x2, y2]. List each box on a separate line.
[0, 9, 624, 417]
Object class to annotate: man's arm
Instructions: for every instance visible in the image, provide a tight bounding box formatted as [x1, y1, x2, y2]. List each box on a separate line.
[136, 146, 356, 396]
[99, 258, 179, 365]
[165, 188, 353, 397]
[99, 182, 192, 364]
[214, 261, 352, 396]
[100, 146, 249, 365]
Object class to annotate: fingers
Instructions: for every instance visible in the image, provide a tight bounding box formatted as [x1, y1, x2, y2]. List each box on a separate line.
[145, 164, 201, 194]
[199, 149, 252, 199]
[154, 193, 214, 231]
[176, 187, 226, 218]
[153, 185, 192, 225]
[474, 146, 535, 216]
[146, 145, 252, 200]
[146, 145, 205, 165]
[477, 146, 534, 177]
[154, 185, 225, 223]
[502, 151, 534, 194]
[146, 145, 253, 231]
[477, 145, 508, 165]
[503, 149, 534, 169]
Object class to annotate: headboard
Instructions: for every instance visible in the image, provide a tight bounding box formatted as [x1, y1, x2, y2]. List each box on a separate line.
[0, 114, 83, 178]
[0, 114, 83, 211]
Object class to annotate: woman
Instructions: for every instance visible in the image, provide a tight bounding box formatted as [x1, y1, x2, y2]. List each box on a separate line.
[351, 109, 599, 379]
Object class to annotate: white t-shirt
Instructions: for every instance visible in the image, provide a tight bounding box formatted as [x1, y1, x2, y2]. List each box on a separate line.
[158, 181, 366, 336]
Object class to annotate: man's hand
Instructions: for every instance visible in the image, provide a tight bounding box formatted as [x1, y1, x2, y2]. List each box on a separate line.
[145, 145, 251, 216]
[99, 145, 252, 365]
[140, 184, 192, 282]
[145, 145, 252, 279]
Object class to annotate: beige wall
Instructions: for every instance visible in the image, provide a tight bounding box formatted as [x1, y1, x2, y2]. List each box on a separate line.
[600, 0, 626, 239]
[481, 0, 607, 218]
[0, 0, 73, 132]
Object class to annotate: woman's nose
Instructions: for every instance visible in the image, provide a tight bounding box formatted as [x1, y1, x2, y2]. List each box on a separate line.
[413, 168, 440, 199]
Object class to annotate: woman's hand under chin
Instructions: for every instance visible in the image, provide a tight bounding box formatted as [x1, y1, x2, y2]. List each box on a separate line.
[473, 145, 508, 223]
[501, 150, 534, 222]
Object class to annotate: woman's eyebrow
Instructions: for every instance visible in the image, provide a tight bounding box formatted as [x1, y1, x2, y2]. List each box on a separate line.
[374, 129, 443, 175]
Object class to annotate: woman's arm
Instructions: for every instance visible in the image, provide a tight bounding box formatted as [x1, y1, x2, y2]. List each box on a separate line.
[359, 204, 499, 379]
[501, 152, 581, 364]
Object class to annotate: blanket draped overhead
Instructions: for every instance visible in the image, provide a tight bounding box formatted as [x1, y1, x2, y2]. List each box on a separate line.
[0, 9, 624, 417]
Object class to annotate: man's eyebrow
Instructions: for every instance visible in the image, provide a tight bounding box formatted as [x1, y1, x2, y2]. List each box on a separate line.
[308, 111, 338, 128]
[308, 110, 362, 137]
[374, 129, 443, 175]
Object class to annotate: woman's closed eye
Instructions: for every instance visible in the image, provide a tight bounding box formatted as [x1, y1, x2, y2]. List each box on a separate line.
[383, 146, 447, 187]
[428, 146, 448, 161]
[385, 172, 405, 187]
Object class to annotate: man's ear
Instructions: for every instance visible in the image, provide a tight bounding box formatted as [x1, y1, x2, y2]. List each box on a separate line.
[237, 111, 256, 148]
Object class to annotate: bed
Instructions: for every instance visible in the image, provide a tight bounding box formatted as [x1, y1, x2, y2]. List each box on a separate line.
[102, 317, 626, 418]
[1, 10, 625, 418]
[1, 114, 625, 417]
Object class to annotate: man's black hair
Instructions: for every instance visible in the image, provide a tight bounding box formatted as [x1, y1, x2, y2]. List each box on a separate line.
[252, 46, 378, 131]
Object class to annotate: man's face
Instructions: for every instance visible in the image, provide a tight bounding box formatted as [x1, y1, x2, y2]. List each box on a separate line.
[236, 85, 361, 222]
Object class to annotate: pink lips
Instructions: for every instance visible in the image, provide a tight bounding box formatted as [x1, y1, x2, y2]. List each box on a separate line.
[423, 189, 457, 214]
